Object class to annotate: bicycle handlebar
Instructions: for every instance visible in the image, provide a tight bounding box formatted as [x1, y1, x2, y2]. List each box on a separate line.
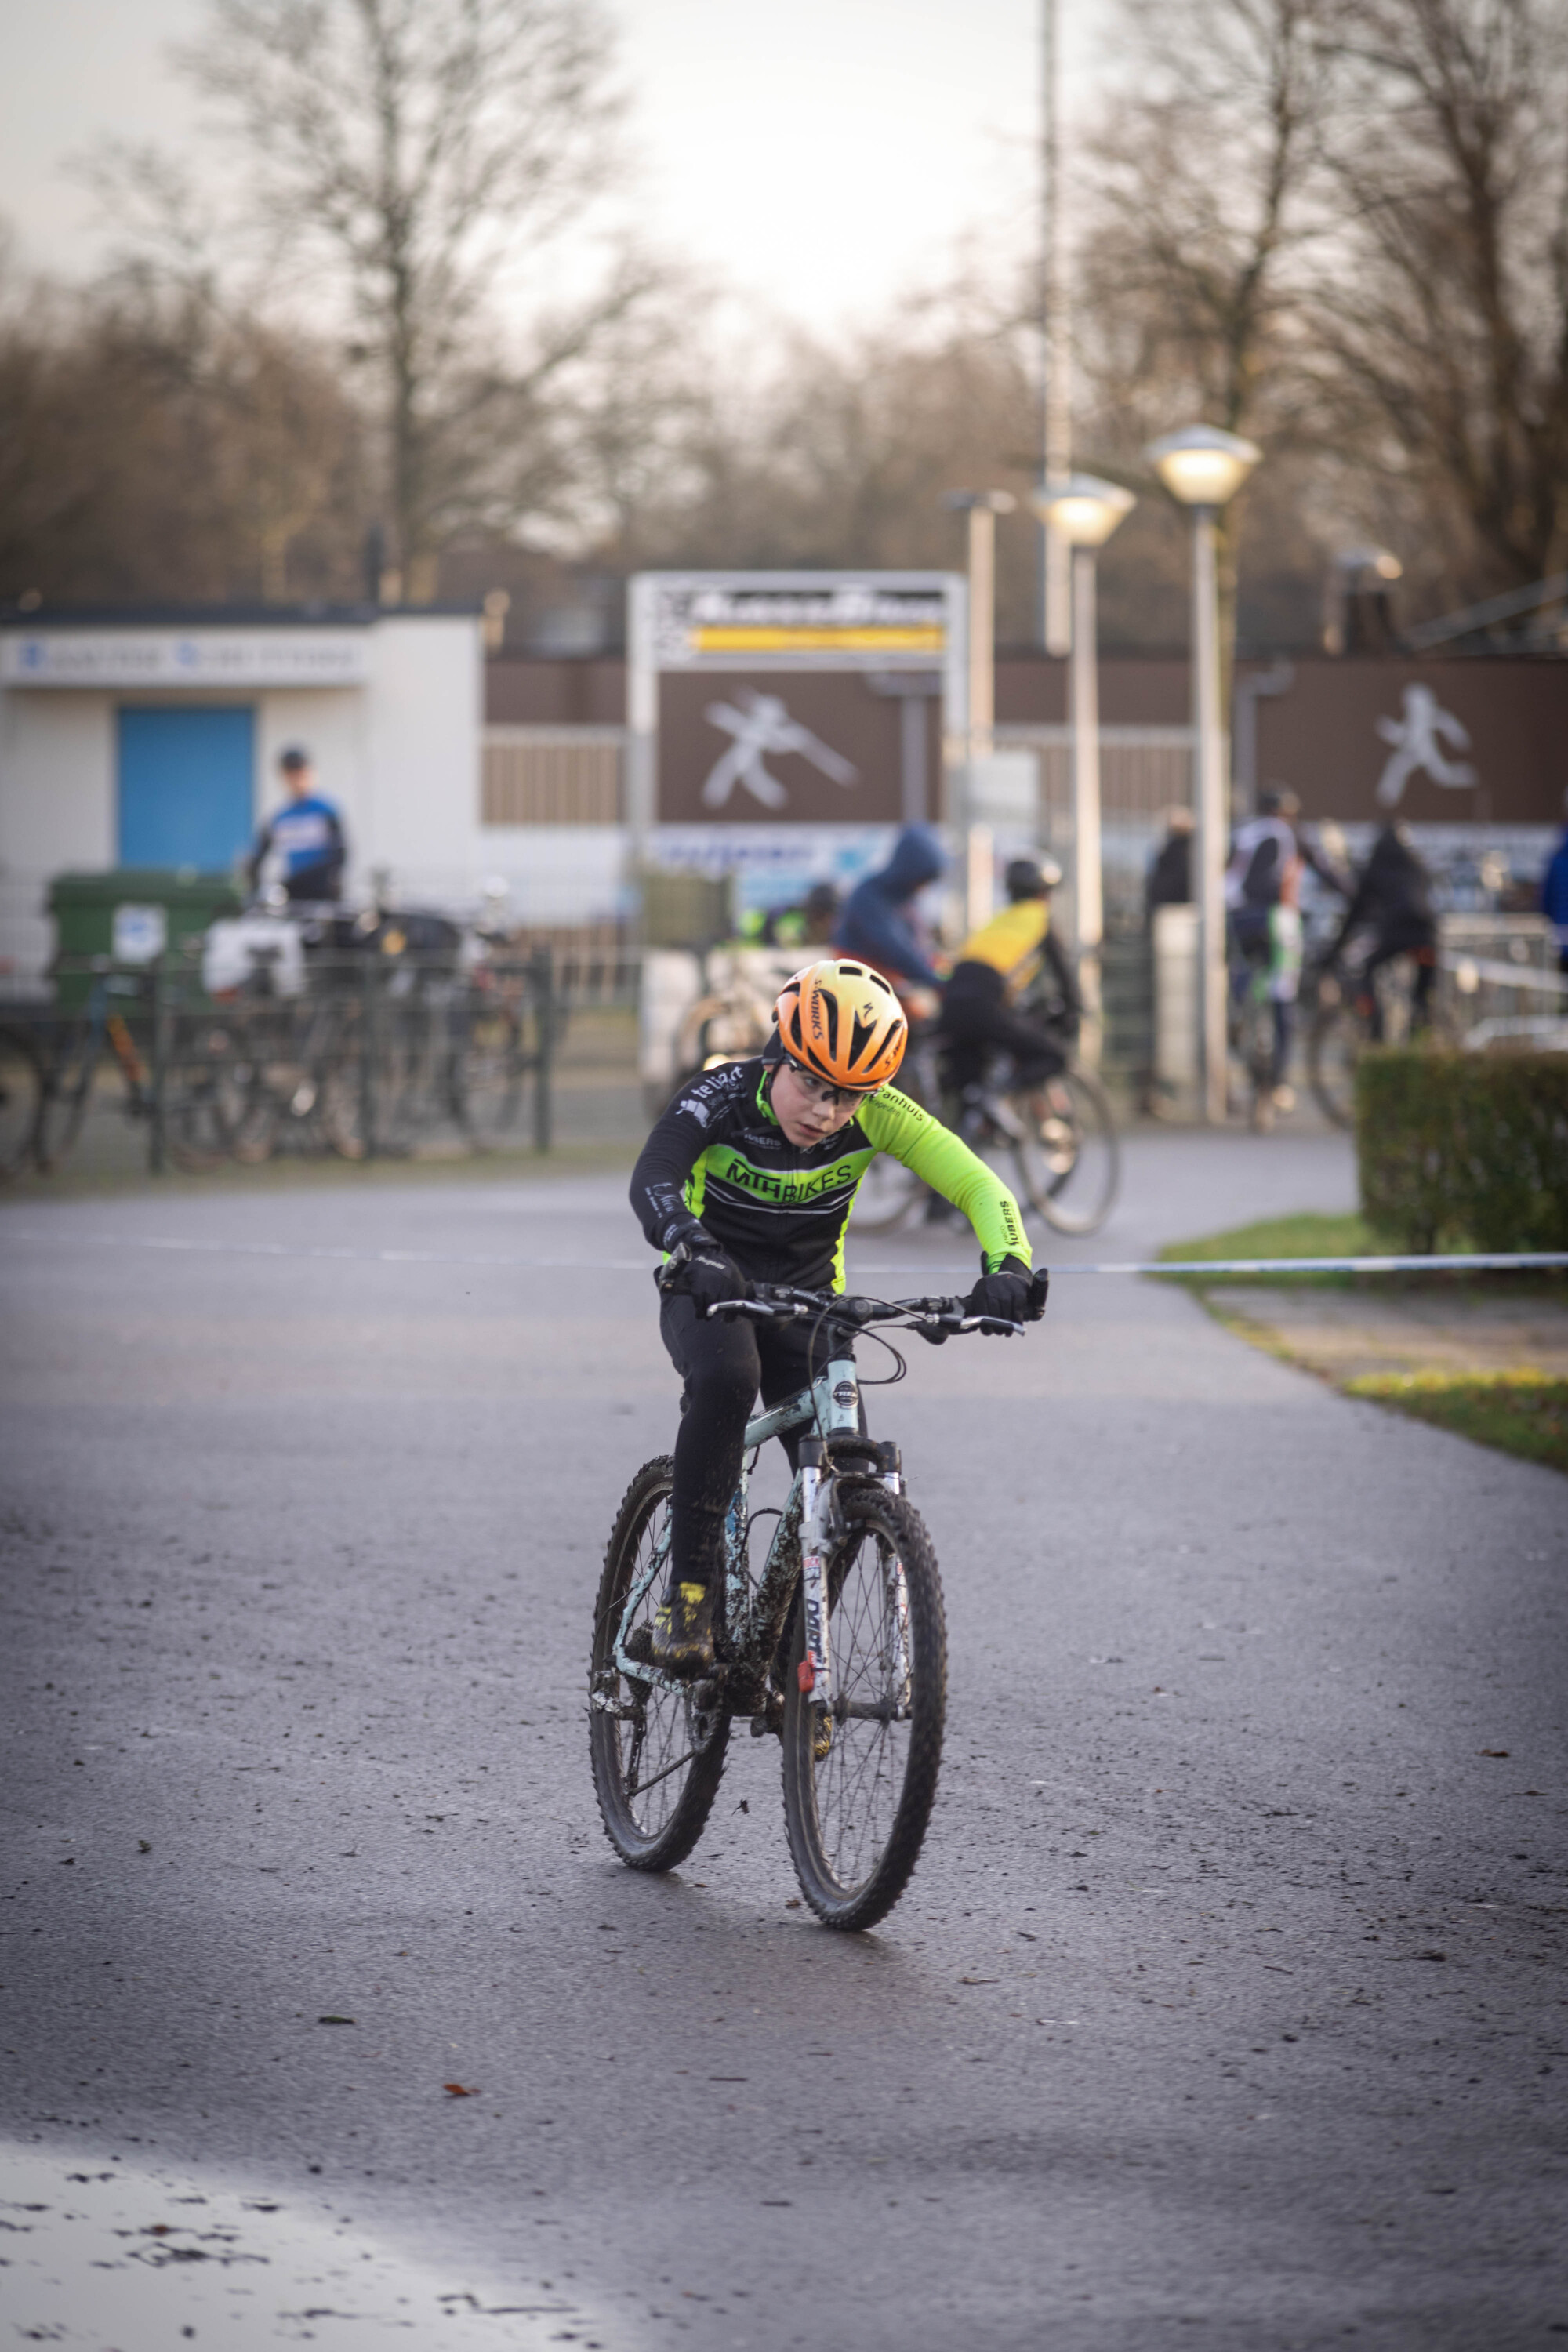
[702, 1284, 1024, 1342]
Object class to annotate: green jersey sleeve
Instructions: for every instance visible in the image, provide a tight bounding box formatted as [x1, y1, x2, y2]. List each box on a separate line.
[858, 1087, 1032, 1272]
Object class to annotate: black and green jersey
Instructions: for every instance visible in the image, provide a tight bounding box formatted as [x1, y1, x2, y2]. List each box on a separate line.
[630, 1056, 1031, 1292]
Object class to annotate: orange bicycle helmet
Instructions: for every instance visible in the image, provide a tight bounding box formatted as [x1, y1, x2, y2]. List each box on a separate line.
[773, 959, 908, 1092]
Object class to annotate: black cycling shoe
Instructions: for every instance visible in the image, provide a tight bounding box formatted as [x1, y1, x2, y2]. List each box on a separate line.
[647, 1580, 716, 1678]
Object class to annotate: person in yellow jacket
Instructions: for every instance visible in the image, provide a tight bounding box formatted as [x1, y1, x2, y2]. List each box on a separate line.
[938, 856, 1083, 1100]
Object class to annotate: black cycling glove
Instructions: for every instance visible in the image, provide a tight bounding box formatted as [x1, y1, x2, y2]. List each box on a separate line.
[966, 1255, 1049, 1328]
[656, 1236, 750, 1316]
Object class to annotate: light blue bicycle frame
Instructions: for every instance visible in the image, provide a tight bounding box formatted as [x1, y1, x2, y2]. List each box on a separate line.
[611, 1342, 901, 1711]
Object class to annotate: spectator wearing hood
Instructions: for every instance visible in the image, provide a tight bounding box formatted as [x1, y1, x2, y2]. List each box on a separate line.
[834, 826, 948, 990]
[1542, 791, 1568, 975]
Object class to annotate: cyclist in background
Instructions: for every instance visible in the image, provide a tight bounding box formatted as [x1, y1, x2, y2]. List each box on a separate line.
[938, 855, 1080, 1105]
[1330, 822, 1439, 1036]
[248, 747, 347, 904]
[834, 827, 948, 991]
[629, 958, 1046, 1675]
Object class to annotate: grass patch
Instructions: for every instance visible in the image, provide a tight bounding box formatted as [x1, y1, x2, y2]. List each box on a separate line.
[1344, 1370, 1568, 1476]
[1156, 1212, 1381, 1287]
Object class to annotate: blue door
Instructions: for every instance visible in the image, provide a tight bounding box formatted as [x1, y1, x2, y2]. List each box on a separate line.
[117, 706, 256, 870]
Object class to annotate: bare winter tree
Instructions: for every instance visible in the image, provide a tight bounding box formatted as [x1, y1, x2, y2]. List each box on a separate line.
[166, 0, 638, 596]
[1316, 0, 1568, 602]
[1074, 0, 1338, 672]
[0, 241, 365, 607]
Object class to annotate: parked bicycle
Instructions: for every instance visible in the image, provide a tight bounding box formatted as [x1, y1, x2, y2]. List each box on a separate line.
[34, 960, 234, 1175]
[590, 1282, 1025, 1930]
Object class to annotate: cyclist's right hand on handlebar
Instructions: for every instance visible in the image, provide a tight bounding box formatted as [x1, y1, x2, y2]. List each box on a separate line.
[965, 1258, 1048, 1328]
[656, 1237, 750, 1316]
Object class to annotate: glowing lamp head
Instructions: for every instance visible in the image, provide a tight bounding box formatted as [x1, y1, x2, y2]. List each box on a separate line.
[1032, 473, 1136, 547]
[1145, 424, 1261, 510]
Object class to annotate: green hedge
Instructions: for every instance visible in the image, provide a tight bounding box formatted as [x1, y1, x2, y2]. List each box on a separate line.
[1356, 1051, 1568, 1254]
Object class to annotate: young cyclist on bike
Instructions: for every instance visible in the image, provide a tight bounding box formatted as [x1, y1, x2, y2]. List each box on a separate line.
[629, 957, 1047, 1675]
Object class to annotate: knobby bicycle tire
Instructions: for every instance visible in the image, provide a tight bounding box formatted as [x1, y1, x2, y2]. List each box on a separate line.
[589, 1455, 730, 1872]
[782, 1485, 946, 1931]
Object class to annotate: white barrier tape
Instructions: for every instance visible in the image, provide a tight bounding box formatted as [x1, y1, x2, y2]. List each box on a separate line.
[2, 1229, 1563, 1278]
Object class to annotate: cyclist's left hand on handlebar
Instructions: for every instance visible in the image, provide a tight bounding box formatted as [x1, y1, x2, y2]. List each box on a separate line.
[656, 1237, 750, 1316]
[965, 1257, 1047, 1328]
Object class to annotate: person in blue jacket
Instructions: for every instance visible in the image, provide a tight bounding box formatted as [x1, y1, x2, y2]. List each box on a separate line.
[247, 747, 347, 903]
[834, 826, 947, 990]
[1542, 791, 1568, 974]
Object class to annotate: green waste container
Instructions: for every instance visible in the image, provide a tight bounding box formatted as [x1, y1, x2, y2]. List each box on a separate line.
[49, 869, 243, 1010]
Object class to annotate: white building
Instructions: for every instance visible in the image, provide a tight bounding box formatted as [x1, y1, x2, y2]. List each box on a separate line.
[0, 606, 485, 979]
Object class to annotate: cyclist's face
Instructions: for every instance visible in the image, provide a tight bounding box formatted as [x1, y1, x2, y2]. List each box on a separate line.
[771, 1058, 870, 1145]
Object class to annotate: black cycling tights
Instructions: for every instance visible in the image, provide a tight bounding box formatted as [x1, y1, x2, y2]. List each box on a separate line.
[659, 1293, 837, 1592]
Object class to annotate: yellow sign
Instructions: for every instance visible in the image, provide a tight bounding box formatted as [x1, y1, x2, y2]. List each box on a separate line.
[691, 625, 946, 655]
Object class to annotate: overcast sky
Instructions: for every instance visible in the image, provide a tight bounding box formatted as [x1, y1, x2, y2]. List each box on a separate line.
[0, 0, 1102, 332]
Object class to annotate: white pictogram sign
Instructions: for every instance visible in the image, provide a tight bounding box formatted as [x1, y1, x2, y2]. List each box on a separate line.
[699, 688, 858, 811]
[1374, 683, 1479, 807]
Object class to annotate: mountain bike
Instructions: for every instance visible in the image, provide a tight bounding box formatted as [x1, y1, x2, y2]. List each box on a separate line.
[589, 1283, 1027, 1931]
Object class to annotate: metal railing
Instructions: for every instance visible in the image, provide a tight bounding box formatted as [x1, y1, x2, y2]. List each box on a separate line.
[0, 942, 563, 1180]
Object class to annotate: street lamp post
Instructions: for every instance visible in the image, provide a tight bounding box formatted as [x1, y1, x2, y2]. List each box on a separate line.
[944, 489, 1017, 931]
[1030, 474, 1135, 1065]
[1144, 424, 1261, 1124]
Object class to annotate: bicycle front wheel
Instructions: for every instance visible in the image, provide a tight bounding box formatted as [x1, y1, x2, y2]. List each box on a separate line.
[451, 1002, 524, 1146]
[1011, 1067, 1120, 1236]
[34, 1026, 96, 1173]
[589, 1455, 730, 1872]
[782, 1486, 946, 1931]
[1307, 995, 1358, 1129]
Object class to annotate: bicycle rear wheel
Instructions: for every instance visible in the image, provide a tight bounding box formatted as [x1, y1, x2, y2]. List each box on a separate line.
[782, 1486, 946, 1931]
[590, 1456, 730, 1871]
[1011, 1068, 1120, 1236]
[0, 1025, 42, 1177]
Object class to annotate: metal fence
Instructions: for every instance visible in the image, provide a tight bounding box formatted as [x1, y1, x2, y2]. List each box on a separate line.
[0, 941, 564, 1180]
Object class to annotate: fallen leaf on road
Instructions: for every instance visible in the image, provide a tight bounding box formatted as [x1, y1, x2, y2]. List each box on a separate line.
[443, 2082, 480, 2096]
[318, 2015, 356, 2026]
[958, 1977, 997, 1986]
[1479, 1749, 1510, 1759]
[137, 1841, 151, 1854]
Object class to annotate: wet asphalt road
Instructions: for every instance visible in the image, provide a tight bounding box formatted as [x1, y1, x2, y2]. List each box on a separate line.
[2, 1134, 1565, 2351]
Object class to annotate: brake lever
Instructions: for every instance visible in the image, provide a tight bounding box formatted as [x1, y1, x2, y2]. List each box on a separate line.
[911, 1316, 953, 1346]
[960, 1314, 1025, 1338]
